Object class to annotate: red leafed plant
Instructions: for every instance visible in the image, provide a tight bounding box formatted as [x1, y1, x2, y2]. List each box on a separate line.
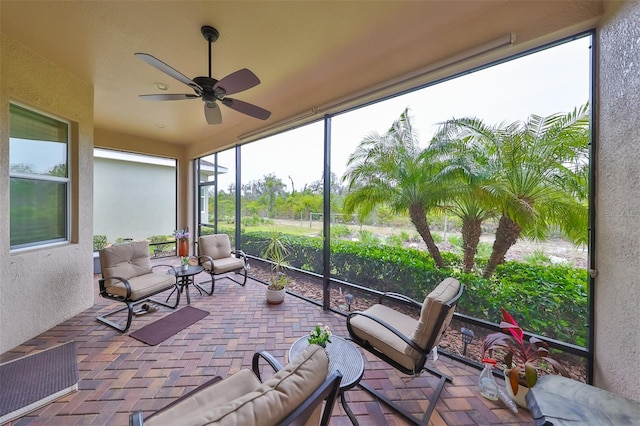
[483, 308, 569, 395]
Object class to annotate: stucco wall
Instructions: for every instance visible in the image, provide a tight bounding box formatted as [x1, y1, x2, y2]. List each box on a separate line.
[94, 155, 177, 243]
[0, 35, 94, 353]
[595, 0, 640, 401]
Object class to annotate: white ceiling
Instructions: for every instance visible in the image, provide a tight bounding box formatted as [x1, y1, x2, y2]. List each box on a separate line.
[1, 1, 603, 154]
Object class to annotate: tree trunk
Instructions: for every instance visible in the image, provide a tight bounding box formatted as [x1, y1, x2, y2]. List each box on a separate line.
[461, 217, 482, 274]
[483, 215, 521, 278]
[408, 204, 446, 268]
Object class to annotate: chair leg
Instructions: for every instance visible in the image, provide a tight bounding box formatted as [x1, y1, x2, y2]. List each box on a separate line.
[194, 274, 215, 295]
[97, 286, 181, 333]
[226, 267, 247, 286]
[358, 368, 451, 426]
[96, 302, 135, 333]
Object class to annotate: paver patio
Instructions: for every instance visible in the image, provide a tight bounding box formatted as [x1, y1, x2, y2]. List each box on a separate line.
[1, 268, 534, 425]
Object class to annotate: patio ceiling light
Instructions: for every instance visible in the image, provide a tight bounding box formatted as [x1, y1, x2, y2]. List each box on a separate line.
[154, 82, 168, 91]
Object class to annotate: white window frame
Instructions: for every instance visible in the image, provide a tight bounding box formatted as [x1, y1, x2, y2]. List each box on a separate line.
[9, 102, 71, 251]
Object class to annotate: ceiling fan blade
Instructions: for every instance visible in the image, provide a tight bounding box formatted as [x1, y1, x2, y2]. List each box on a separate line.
[214, 69, 260, 96]
[221, 98, 271, 120]
[135, 53, 201, 92]
[204, 102, 222, 125]
[139, 94, 200, 101]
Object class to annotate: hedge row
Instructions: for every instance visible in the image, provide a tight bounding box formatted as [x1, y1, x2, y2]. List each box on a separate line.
[241, 231, 588, 346]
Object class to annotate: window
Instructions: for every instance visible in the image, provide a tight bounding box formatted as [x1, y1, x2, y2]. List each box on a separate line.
[9, 104, 70, 249]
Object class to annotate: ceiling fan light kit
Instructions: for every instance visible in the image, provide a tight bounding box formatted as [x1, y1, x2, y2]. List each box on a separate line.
[136, 25, 271, 125]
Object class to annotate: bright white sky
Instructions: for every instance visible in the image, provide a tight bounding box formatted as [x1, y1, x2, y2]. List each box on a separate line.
[210, 35, 592, 192]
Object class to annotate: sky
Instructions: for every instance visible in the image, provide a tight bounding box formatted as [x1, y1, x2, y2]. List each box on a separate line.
[208, 35, 592, 192]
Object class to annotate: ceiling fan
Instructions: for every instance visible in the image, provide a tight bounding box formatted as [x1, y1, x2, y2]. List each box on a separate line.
[135, 25, 271, 125]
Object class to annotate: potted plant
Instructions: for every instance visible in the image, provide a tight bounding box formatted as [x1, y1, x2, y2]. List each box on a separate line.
[262, 230, 290, 304]
[483, 308, 570, 408]
[180, 256, 190, 272]
[93, 235, 108, 274]
[308, 323, 332, 348]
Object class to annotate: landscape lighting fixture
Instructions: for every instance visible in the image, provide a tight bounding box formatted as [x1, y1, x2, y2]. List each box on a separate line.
[344, 293, 355, 311]
[461, 327, 475, 356]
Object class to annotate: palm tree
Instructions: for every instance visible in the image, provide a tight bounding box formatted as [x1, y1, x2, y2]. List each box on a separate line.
[439, 104, 589, 278]
[430, 132, 498, 273]
[342, 108, 448, 268]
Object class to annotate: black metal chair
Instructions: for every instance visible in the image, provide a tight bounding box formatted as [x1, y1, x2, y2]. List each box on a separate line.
[129, 344, 342, 426]
[97, 241, 180, 332]
[196, 234, 248, 294]
[346, 277, 464, 425]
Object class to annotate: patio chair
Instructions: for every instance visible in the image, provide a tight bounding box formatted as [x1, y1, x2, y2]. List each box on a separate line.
[346, 277, 464, 425]
[97, 240, 180, 332]
[196, 233, 248, 294]
[129, 344, 342, 426]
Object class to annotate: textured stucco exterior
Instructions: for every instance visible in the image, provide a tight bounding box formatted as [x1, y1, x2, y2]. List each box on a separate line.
[0, 35, 95, 353]
[595, 0, 640, 401]
[94, 153, 177, 243]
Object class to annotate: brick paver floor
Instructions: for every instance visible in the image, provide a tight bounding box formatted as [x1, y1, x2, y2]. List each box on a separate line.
[1, 268, 534, 425]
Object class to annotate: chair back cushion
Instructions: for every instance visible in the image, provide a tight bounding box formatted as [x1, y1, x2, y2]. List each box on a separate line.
[405, 277, 461, 361]
[199, 234, 232, 260]
[147, 344, 329, 426]
[100, 241, 152, 280]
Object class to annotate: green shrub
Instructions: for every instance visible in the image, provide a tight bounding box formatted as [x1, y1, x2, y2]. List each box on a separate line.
[524, 250, 551, 265]
[358, 230, 380, 245]
[93, 235, 108, 251]
[476, 242, 492, 258]
[242, 214, 273, 227]
[147, 234, 173, 253]
[240, 230, 588, 347]
[330, 224, 351, 239]
[448, 234, 463, 247]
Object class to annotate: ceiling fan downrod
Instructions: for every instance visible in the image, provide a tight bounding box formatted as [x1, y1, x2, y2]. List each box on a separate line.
[201, 25, 219, 79]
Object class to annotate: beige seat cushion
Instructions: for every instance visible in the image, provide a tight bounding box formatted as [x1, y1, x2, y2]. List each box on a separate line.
[406, 277, 461, 360]
[201, 255, 245, 275]
[349, 277, 461, 371]
[100, 241, 153, 280]
[147, 344, 329, 426]
[349, 304, 418, 371]
[99, 240, 176, 300]
[199, 234, 232, 260]
[103, 273, 176, 300]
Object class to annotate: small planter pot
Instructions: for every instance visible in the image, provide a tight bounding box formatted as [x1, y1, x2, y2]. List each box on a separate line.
[503, 369, 530, 409]
[181, 264, 189, 272]
[266, 287, 286, 305]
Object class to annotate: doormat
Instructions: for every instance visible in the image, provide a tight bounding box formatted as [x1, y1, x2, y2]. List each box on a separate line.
[0, 341, 78, 424]
[129, 306, 209, 346]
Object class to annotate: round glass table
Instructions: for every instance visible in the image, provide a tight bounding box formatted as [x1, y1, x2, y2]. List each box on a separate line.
[168, 264, 204, 304]
[290, 334, 364, 425]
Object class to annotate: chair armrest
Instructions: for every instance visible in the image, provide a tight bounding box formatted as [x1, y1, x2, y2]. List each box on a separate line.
[379, 292, 422, 309]
[151, 264, 180, 274]
[197, 254, 215, 269]
[99, 276, 132, 299]
[232, 249, 247, 263]
[347, 311, 428, 357]
[251, 350, 284, 382]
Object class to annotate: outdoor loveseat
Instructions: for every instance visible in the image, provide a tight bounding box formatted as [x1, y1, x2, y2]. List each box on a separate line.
[129, 344, 342, 426]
